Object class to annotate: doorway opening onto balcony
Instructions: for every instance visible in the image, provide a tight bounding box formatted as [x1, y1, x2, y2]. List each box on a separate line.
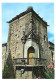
[27, 46, 35, 65]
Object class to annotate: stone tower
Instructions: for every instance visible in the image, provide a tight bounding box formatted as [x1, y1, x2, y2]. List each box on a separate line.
[3, 7, 54, 79]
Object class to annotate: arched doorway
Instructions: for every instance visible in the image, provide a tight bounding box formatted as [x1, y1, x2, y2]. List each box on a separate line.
[28, 47, 35, 65]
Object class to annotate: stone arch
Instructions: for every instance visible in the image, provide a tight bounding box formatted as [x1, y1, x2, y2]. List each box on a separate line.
[24, 40, 39, 58]
[27, 46, 35, 64]
[27, 46, 35, 58]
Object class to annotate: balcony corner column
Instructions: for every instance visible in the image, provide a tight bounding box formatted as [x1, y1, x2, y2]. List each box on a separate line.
[21, 31, 26, 58]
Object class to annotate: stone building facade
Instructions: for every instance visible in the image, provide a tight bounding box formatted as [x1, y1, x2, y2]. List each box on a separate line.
[2, 7, 54, 79]
[2, 43, 7, 70]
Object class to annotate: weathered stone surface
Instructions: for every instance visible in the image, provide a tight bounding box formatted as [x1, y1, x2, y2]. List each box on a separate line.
[2, 7, 54, 79]
[2, 43, 7, 70]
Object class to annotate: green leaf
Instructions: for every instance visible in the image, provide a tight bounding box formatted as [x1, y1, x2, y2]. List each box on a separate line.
[44, 72, 52, 79]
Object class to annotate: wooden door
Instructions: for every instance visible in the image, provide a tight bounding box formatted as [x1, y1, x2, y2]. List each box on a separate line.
[28, 47, 34, 65]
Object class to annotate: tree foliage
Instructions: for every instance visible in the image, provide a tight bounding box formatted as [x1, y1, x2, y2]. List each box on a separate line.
[2, 52, 15, 79]
[44, 61, 54, 79]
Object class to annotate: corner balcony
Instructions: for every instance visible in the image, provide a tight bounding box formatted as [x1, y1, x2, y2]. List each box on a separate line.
[13, 58, 46, 67]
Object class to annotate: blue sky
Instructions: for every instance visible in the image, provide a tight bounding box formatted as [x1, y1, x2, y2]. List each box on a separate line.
[2, 3, 54, 44]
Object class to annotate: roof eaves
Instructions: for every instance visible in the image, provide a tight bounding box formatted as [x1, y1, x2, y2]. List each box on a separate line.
[7, 7, 48, 26]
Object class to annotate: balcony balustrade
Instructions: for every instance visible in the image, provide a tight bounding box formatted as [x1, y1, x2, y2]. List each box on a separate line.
[13, 58, 46, 66]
